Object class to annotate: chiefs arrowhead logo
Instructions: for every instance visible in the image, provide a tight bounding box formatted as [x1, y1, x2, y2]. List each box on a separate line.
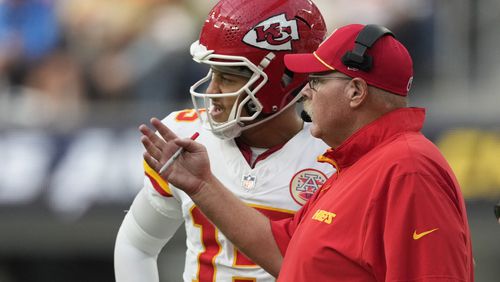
[289, 169, 327, 206]
[243, 14, 299, 51]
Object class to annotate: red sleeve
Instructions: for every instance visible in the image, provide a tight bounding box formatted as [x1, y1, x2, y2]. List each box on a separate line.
[270, 189, 321, 256]
[373, 172, 472, 281]
[270, 216, 293, 256]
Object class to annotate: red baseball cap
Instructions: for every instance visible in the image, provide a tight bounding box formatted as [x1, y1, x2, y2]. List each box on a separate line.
[285, 24, 413, 96]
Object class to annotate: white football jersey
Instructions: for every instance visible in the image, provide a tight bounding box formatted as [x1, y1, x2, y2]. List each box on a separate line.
[143, 109, 334, 282]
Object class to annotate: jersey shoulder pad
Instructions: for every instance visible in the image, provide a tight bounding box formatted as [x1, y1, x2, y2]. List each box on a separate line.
[162, 109, 205, 136]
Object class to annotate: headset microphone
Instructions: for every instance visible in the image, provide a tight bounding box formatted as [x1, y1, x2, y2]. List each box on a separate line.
[301, 110, 312, 122]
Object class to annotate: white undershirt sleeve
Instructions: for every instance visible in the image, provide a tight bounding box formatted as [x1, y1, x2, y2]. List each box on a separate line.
[114, 187, 183, 282]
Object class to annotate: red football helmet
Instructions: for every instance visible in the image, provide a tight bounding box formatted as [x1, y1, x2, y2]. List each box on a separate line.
[190, 0, 326, 139]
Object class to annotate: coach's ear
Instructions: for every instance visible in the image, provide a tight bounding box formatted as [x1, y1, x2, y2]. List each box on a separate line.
[347, 77, 369, 108]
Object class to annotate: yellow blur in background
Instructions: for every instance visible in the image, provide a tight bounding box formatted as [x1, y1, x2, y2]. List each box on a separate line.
[438, 128, 500, 199]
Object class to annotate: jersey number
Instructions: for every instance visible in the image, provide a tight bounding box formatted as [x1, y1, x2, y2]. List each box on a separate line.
[175, 109, 206, 122]
[190, 205, 293, 282]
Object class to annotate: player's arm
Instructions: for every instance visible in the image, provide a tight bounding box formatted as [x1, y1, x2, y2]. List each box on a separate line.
[114, 186, 183, 281]
[140, 118, 284, 277]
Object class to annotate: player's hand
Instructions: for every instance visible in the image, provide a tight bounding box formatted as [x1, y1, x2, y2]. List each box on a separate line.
[139, 118, 211, 196]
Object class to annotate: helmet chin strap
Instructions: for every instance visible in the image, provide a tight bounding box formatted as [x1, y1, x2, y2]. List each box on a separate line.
[210, 53, 304, 139]
[205, 122, 244, 140]
[191, 46, 303, 140]
[204, 92, 303, 140]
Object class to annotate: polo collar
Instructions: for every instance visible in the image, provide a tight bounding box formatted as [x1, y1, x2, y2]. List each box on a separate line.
[320, 107, 425, 169]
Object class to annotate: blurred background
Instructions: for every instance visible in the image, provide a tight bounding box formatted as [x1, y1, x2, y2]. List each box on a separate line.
[0, 0, 499, 281]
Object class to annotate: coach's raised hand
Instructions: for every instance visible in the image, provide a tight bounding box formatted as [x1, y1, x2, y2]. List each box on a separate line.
[139, 117, 211, 196]
[139, 117, 283, 276]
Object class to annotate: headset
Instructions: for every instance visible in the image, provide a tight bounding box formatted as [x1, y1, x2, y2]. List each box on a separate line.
[341, 24, 394, 71]
[301, 25, 395, 122]
[301, 25, 394, 122]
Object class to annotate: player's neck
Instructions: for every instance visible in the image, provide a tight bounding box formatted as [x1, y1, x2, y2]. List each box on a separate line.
[237, 108, 303, 148]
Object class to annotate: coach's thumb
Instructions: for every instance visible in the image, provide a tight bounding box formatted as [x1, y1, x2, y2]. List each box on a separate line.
[174, 138, 204, 153]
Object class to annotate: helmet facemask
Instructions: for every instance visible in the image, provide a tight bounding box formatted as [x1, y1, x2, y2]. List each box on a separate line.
[190, 41, 273, 140]
[188, 0, 327, 140]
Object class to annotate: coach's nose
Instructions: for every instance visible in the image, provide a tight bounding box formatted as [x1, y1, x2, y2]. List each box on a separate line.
[301, 84, 314, 99]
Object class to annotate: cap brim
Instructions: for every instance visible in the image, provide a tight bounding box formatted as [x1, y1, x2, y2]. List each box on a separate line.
[284, 53, 333, 74]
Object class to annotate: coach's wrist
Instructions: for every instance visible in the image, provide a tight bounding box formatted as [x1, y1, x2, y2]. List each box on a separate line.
[190, 173, 220, 200]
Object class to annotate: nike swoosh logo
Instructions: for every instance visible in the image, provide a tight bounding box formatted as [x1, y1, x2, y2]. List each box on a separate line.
[413, 228, 439, 240]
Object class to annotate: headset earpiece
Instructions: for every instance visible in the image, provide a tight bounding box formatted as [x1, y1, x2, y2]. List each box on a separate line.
[341, 24, 394, 71]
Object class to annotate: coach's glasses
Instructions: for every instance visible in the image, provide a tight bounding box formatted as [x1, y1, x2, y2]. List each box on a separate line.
[308, 74, 351, 92]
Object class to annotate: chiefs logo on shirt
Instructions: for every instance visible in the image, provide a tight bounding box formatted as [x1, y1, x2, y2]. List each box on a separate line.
[289, 169, 327, 205]
[243, 13, 299, 51]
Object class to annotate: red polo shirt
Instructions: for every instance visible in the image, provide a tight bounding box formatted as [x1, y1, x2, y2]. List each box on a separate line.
[271, 108, 474, 282]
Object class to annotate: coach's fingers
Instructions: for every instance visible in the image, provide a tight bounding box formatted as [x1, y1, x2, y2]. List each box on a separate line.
[151, 118, 178, 142]
[139, 124, 167, 151]
[174, 138, 205, 154]
[141, 135, 163, 162]
[143, 152, 161, 172]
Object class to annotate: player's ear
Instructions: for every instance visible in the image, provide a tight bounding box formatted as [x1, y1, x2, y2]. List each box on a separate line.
[347, 78, 368, 108]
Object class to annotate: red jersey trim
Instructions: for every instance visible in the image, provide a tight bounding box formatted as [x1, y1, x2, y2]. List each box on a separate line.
[143, 160, 173, 197]
[235, 139, 285, 168]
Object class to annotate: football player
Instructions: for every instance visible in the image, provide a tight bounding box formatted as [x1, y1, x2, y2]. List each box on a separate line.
[114, 0, 333, 281]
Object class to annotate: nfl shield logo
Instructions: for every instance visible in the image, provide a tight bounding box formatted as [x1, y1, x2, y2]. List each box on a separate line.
[241, 174, 257, 190]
